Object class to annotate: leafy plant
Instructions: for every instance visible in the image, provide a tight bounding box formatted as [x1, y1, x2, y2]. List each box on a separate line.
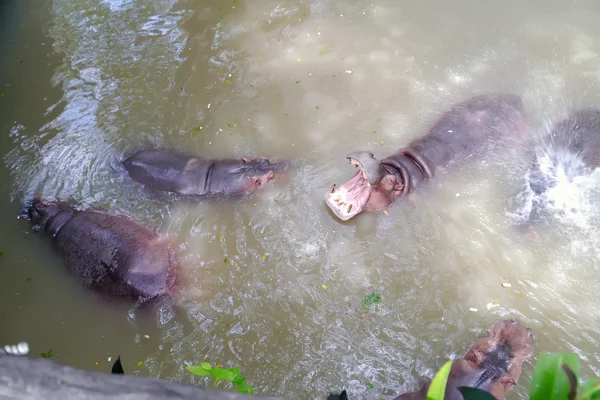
[40, 349, 53, 358]
[362, 293, 381, 308]
[426, 352, 600, 400]
[187, 362, 253, 395]
[426, 360, 453, 400]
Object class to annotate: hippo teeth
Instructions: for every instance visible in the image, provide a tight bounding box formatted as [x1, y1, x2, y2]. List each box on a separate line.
[347, 204, 352, 213]
[331, 184, 336, 193]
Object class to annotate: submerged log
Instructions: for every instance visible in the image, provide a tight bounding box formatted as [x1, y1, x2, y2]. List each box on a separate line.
[0, 355, 284, 400]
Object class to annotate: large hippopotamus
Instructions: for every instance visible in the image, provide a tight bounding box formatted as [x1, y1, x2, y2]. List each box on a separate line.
[23, 197, 179, 302]
[518, 108, 600, 226]
[395, 319, 534, 400]
[122, 149, 289, 197]
[325, 93, 528, 221]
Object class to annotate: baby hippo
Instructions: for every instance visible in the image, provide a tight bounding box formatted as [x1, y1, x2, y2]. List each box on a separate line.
[23, 197, 179, 302]
[326, 93, 528, 221]
[395, 319, 534, 400]
[123, 149, 289, 197]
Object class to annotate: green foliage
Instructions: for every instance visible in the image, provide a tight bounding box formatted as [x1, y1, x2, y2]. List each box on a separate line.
[530, 353, 580, 400]
[40, 349, 53, 358]
[458, 387, 497, 400]
[187, 362, 253, 395]
[361, 293, 381, 308]
[426, 360, 453, 400]
[426, 352, 600, 400]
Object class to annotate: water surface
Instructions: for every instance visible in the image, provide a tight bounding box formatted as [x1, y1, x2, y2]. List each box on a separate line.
[1, 0, 599, 398]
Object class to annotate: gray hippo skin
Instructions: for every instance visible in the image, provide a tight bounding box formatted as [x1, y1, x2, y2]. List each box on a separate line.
[325, 93, 528, 221]
[395, 319, 534, 400]
[122, 149, 289, 197]
[521, 108, 600, 226]
[24, 197, 179, 302]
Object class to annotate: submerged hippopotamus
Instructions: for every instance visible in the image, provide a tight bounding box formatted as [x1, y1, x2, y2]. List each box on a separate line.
[23, 197, 179, 302]
[325, 93, 528, 221]
[122, 149, 289, 197]
[518, 108, 600, 226]
[395, 319, 534, 400]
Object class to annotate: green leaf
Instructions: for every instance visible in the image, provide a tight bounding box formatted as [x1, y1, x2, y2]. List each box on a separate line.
[229, 367, 241, 379]
[209, 368, 235, 383]
[224, 257, 228, 263]
[426, 360, 453, 400]
[0, 251, 3, 256]
[137, 361, 143, 367]
[316, 106, 319, 110]
[236, 384, 254, 394]
[581, 379, 600, 400]
[187, 366, 211, 376]
[458, 387, 497, 400]
[40, 349, 53, 358]
[201, 362, 212, 370]
[233, 376, 246, 385]
[529, 353, 580, 400]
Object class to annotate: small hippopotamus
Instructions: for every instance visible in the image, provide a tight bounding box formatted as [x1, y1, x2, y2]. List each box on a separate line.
[122, 149, 289, 197]
[23, 197, 179, 302]
[325, 93, 528, 221]
[395, 319, 534, 400]
[516, 108, 600, 227]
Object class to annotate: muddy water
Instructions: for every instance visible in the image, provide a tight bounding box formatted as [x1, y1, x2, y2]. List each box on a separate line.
[1, 0, 599, 398]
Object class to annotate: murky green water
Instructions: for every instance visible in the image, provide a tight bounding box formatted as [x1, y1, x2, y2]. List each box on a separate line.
[1, 0, 599, 398]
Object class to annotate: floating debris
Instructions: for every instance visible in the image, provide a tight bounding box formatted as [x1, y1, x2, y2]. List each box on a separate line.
[469, 307, 478, 312]
[501, 279, 512, 288]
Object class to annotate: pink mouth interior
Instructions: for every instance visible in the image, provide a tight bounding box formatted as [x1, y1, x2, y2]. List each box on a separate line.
[324, 169, 372, 221]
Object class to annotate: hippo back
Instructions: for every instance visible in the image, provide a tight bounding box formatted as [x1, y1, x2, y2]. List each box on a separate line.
[54, 211, 179, 300]
[410, 93, 526, 171]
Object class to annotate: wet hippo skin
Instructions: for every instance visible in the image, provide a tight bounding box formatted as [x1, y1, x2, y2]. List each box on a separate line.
[122, 149, 289, 197]
[23, 197, 180, 302]
[325, 93, 528, 221]
[519, 108, 600, 227]
[395, 319, 534, 400]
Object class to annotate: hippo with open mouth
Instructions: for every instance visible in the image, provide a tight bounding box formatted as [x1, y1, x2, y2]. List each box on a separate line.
[22, 197, 180, 303]
[395, 319, 534, 400]
[122, 149, 289, 197]
[325, 93, 528, 221]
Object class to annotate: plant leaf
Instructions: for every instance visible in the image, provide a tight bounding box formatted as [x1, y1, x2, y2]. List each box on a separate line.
[233, 376, 246, 385]
[529, 353, 580, 400]
[458, 387, 498, 400]
[200, 362, 211, 370]
[209, 368, 234, 382]
[236, 384, 254, 394]
[187, 366, 211, 376]
[581, 379, 600, 400]
[111, 356, 124, 374]
[229, 367, 241, 379]
[426, 360, 453, 400]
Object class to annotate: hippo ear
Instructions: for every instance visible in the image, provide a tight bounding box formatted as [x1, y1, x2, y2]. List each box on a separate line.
[241, 157, 249, 163]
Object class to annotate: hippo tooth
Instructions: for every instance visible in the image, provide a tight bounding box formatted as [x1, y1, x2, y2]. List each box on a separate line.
[331, 184, 336, 193]
[347, 204, 353, 213]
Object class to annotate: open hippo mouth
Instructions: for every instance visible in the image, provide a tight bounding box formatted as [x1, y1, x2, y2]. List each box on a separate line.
[325, 151, 403, 221]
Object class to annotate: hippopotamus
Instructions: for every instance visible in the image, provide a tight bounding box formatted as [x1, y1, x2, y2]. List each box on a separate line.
[122, 149, 289, 197]
[22, 197, 179, 302]
[395, 319, 534, 400]
[325, 93, 528, 221]
[516, 108, 600, 227]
